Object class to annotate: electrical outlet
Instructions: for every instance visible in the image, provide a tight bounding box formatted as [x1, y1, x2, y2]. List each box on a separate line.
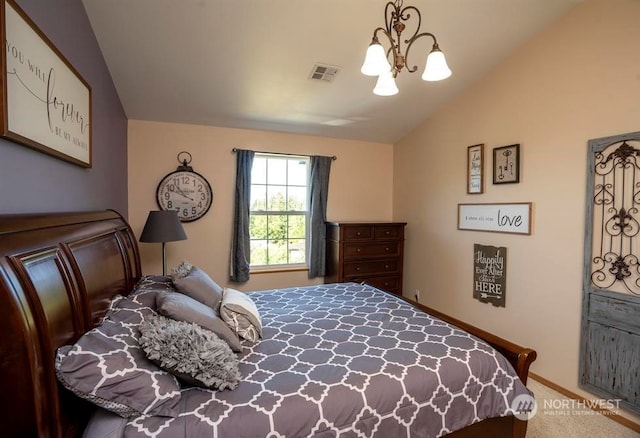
[414, 289, 420, 301]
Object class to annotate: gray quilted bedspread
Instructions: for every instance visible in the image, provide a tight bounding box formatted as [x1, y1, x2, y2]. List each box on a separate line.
[124, 282, 531, 438]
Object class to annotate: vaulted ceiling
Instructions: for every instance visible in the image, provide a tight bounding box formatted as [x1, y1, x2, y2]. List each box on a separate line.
[82, 0, 577, 144]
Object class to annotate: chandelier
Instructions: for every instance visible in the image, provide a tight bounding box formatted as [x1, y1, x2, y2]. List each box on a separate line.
[361, 0, 452, 96]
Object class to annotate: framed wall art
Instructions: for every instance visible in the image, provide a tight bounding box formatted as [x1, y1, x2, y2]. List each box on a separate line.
[467, 144, 484, 194]
[458, 202, 532, 235]
[0, 0, 92, 167]
[493, 144, 519, 184]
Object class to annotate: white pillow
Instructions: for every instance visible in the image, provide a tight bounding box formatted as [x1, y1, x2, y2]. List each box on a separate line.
[220, 288, 262, 342]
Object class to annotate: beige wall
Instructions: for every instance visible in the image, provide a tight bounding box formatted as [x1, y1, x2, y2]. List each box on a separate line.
[394, 0, 640, 422]
[128, 120, 393, 290]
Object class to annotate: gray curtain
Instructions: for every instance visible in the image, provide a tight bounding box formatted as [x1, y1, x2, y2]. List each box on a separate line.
[308, 155, 332, 278]
[230, 149, 255, 282]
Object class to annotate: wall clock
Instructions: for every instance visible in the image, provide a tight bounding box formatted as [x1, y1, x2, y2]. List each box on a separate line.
[493, 144, 520, 184]
[156, 152, 213, 222]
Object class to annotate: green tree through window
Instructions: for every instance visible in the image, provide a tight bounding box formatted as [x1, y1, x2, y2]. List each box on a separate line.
[249, 154, 309, 267]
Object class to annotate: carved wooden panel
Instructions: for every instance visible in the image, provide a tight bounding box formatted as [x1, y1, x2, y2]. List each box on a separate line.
[66, 232, 128, 326]
[11, 247, 84, 350]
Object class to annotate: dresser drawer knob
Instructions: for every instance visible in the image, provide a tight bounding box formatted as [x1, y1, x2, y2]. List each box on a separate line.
[384, 265, 390, 269]
[385, 231, 390, 235]
[356, 232, 361, 236]
[385, 247, 390, 251]
[356, 248, 361, 252]
[356, 267, 361, 271]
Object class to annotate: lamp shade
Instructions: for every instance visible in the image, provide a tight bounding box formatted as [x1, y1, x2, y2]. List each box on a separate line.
[361, 42, 391, 76]
[421, 45, 452, 82]
[140, 210, 187, 243]
[373, 70, 399, 96]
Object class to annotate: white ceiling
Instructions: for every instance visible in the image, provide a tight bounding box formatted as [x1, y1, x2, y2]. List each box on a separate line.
[81, 0, 577, 144]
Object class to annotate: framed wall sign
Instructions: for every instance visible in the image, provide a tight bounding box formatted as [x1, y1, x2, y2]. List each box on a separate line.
[493, 144, 520, 184]
[458, 202, 532, 235]
[0, 0, 92, 167]
[467, 144, 484, 194]
[473, 243, 507, 307]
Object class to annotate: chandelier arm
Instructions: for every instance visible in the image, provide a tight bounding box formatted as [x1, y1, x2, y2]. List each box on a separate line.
[403, 32, 437, 73]
[399, 5, 422, 41]
[384, 1, 398, 35]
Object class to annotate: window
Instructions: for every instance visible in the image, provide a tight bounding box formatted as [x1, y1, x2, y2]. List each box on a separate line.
[249, 154, 309, 268]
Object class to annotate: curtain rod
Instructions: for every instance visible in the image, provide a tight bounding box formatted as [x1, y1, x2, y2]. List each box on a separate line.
[232, 148, 337, 161]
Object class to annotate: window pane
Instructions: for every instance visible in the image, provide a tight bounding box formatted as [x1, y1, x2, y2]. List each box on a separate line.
[250, 185, 267, 211]
[288, 215, 306, 239]
[267, 240, 287, 264]
[250, 240, 268, 265]
[250, 215, 267, 239]
[251, 157, 267, 184]
[267, 185, 287, 211]
[267, 215, 287, 242]
[267, 159, 287, 185]
[288, 239, 305, 264]
[288, 186, 307, 210]
[288, 160, 307, 186]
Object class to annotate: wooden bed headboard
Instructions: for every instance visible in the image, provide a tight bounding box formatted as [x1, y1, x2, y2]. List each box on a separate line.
[0, 210, 142, 438]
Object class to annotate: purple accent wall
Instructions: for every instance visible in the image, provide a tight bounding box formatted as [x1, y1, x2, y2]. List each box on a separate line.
[0, 0, 128, 216]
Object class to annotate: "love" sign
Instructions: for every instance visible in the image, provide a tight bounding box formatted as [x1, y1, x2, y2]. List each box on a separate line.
[458, 203, 532, 235]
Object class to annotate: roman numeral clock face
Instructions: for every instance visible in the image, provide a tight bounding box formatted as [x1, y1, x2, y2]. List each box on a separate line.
[156, 170, 213, 222]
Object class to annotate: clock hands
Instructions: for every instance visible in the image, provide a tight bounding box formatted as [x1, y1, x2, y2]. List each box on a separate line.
[173, 185, 194, 201]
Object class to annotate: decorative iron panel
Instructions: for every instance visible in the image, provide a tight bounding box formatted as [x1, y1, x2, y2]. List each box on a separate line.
[581, 130, 640, 416]
[591, 138, 640, 295]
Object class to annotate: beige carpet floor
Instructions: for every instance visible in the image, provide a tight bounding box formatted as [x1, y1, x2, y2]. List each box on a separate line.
[526, 379, 639, 437]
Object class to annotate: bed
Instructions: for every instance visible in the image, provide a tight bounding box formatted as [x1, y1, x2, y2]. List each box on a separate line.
[0, 210, 537, 438]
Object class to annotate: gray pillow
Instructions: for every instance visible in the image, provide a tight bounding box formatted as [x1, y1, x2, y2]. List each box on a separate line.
[171, 261, 224, 310]
[156, 292, 242, 352]
[139, 315, 241, 390]
[54, 308, 181, 418]
[81, 408, 127, 438]
[220, 288, 262, 342]
[128, 275, 178, 308]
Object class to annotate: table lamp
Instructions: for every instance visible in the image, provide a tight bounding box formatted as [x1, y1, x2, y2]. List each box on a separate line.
[139, 210, 187, 275]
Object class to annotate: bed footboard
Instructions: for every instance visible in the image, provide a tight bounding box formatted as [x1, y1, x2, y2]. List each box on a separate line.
[409, 299, 537, 438]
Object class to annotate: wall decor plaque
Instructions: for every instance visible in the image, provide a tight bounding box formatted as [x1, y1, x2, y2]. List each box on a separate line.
[458, 202, 532, 235]
[1, 0, 92, 167]
[493, 144, 520, 184]
[467, 144, 484, 194]
[473, 243, 507, 307]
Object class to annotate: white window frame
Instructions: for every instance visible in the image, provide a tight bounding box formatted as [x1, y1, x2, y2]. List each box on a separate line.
[248, 153, 310, 270]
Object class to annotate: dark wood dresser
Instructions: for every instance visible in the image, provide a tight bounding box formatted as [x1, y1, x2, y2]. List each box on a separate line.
[325, 222, 406, 296]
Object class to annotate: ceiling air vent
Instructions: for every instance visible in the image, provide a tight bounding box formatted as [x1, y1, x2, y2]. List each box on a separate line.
[309, 64, 340, 82]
